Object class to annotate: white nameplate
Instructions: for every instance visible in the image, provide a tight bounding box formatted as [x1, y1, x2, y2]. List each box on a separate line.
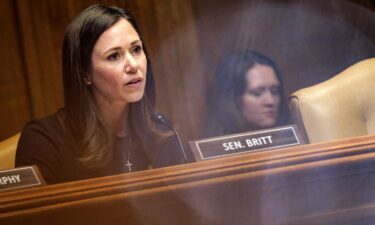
[189, 125, 304, 161]
[0, 166, 45, 192]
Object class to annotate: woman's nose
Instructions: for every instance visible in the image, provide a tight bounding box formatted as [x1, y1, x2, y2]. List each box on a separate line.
[125, 54, 137, 74]
[263, 91, 276, 105]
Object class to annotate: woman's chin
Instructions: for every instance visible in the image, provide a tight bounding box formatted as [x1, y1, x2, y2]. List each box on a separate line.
[255, 119, 277, 130]
[124, 93, 144, 103]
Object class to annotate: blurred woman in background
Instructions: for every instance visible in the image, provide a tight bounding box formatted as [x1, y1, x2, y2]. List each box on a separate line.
[206, 50, 289, 137]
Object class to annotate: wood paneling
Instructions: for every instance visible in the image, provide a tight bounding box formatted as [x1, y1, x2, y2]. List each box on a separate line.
[15, 0, 64, 118]
[1, 135, 375, 224]
[0, 0, 31, 139]
[192, 0, 375, 98]
[134, 0, 205, 141]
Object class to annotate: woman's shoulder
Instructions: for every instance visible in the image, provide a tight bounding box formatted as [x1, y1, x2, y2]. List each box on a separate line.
[23, 111, 62, 133]
[19, 109, 68, 151]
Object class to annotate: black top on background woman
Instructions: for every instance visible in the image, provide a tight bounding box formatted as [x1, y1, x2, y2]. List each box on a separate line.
[206, 50, 290, 137]
[16, 4, 185, 184]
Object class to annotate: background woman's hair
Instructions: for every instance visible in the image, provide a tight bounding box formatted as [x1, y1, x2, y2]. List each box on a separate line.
[205, 50, 289, 136]
[59, 4, 161, 168]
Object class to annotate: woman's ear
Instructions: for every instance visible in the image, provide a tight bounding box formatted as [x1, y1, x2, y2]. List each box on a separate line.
[84, 75, 92, 85]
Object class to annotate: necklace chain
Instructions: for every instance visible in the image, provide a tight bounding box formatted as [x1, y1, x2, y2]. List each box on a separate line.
[125, 131, 133, 172]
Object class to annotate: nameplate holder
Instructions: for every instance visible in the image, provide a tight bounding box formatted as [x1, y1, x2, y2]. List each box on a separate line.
[0, 165, 45, 192]
[189, 125, 304, 161]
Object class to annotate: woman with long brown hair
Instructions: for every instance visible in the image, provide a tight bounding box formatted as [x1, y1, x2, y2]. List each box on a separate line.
[16, 4, 185, 184]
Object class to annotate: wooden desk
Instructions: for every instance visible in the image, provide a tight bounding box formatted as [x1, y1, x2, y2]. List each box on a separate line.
[1, 135, 375, 225]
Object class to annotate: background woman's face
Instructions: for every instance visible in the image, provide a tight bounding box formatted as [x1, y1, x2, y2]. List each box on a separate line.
[241, 64, 281, 129]
[89, 18, 147, 107]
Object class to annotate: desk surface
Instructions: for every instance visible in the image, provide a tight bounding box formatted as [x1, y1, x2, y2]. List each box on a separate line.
[1, 135, 375, 225]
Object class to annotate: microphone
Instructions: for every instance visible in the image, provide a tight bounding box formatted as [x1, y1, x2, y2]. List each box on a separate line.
[151, 112, 188, 162]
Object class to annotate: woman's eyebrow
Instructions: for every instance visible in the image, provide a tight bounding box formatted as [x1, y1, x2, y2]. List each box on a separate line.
[102, 40, 142, 54]
[103, 46, 122, 54]
[130, 40, 142, 46]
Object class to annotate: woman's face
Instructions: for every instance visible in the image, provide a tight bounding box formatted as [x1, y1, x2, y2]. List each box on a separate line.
[241, 64, 281, 129]
[89, 18, 147, 107]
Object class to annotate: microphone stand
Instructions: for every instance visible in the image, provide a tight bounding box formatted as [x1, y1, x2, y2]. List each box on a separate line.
[152, 113, 188, 162]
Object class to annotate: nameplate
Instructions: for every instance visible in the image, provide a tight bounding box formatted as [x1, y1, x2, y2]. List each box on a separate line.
[189, 125, 303, 161]
[0, 166, 45, 192]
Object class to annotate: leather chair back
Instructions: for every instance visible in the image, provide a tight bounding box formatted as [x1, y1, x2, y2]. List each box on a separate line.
[289, 58, 375, 143]
[0, 133, 20, 170]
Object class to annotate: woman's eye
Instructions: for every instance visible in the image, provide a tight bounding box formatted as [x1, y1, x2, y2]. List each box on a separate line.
[131, 45, 143, 55]
[270, 86, 280, 95]
[248, 90, 262, 97]
[252, 92, 262, 97]
[107, 52, 120, 61]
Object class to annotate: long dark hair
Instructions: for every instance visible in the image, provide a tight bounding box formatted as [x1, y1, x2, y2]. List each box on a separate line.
[59, 4, 160, 167]
[206, 50, 289, 136]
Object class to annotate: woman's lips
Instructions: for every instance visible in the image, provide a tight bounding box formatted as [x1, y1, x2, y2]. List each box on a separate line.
[263, 110, 277, 118]
[125, 77, 143, 87]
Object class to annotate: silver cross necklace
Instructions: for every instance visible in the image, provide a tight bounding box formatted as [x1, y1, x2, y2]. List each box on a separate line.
[125, 131, 133, 172]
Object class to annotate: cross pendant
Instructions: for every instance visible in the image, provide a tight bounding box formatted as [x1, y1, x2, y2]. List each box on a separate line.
[125, 160, 133, 172]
